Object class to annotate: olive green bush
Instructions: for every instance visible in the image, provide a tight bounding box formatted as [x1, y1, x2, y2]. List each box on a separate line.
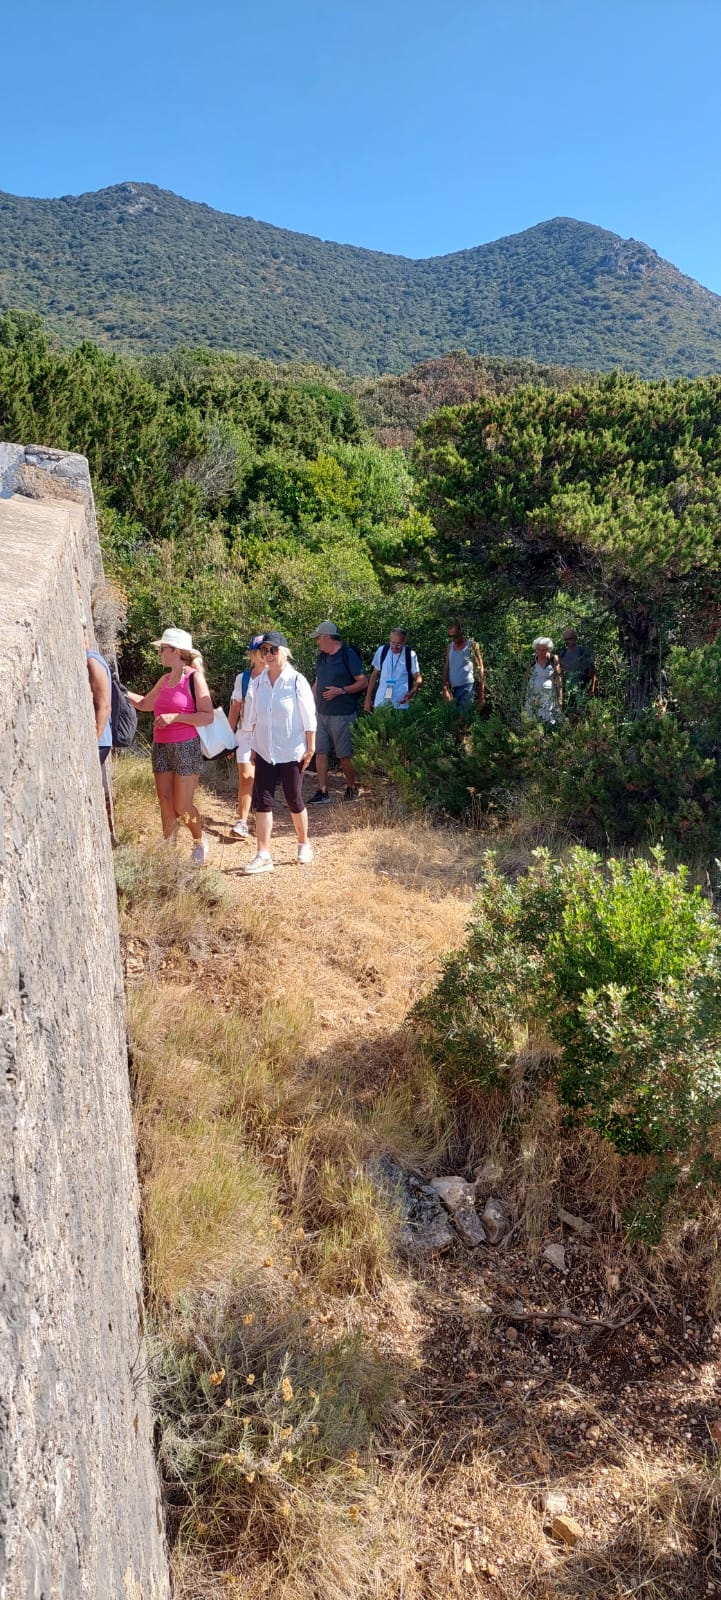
[417, 848, 721, 1171]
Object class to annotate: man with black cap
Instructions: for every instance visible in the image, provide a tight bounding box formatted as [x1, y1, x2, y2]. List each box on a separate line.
[308, 622, 367, 802]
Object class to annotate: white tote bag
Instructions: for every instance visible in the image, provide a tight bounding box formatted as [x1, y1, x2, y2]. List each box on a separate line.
[197, 707, 237, 760]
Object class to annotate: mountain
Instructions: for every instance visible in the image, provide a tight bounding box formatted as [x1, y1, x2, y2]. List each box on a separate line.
[2, 182, 721, 378]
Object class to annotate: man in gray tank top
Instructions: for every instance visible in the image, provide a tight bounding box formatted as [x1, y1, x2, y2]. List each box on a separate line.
[443, 621, 485, 710]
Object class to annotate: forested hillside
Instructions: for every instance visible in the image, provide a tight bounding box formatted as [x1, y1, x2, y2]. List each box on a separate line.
[3, 182, 721, 376]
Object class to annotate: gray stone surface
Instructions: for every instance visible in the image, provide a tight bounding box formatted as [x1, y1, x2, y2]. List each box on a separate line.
[453, 1203, 487, 1249]
[481, 1197, 510, 1245]
[429, 1176, 475, 1212]
[368, 1156, 454, 1258]
[0, 457, 169, 1598]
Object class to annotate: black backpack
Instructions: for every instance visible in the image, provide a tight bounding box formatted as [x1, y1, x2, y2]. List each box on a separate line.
[379, 642, 413, 690]
[110, 667, 138, 749]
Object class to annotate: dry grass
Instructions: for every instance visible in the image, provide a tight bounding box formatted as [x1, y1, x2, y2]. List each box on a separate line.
[113, 755, 721, 1600]
[142, 1119, 277, 1305]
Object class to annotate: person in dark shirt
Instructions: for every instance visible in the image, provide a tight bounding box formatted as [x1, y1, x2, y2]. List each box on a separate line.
[558, 628, 597, 710]
[308, 621, 367, 802]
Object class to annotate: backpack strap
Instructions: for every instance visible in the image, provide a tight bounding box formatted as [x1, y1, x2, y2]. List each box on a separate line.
[378, 642, 413, 689]
[340, 643, 363, 680]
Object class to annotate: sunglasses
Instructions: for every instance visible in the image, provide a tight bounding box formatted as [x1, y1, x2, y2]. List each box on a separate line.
[260, 644, 279, 655]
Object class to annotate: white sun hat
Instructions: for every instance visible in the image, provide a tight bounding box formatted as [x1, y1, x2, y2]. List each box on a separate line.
[151, 627, 194, 651]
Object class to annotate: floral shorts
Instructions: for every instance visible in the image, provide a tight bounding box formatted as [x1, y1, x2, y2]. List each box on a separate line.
[151, 737, 203, 777]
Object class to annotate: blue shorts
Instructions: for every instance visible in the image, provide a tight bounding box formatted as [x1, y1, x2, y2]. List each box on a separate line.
[452, 684, 474, 708]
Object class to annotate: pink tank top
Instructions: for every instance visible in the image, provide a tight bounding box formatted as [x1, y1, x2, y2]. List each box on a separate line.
[153, 671, 199, 744]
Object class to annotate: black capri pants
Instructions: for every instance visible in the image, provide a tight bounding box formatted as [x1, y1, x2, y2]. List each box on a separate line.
[252, 751, 305, 814]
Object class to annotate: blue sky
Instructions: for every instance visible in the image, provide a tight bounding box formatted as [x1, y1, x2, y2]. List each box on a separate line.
[5, 0, 721, 291]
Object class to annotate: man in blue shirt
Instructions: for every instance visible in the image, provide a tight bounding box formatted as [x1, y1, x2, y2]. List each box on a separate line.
[308, 622, 367, 803]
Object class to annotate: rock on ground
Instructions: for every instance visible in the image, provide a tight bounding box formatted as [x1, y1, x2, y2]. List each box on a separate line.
[368, 1156, 454, 1258]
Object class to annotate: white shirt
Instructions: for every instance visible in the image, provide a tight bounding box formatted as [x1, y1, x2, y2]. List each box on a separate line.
[371, 644, 420, 709]
[242, 664, 317, 764]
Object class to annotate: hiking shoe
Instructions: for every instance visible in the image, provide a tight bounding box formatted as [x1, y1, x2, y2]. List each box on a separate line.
[307, 788, 332, 804]
[231, 817, 250, 837]
[191, 836, 210, 865]
[342, 785, 360, 802]
[242, 852, 274, 875]
[297, 842, 314, 865]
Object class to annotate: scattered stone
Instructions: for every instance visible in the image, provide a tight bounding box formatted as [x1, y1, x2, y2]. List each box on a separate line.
[709, 1419, 721, 1447]
[543, 1241, 567, 1273]
[506, 1325, 518, 1344]
[454, 1203, 487, 1249]
[541, 1490, 569, 1521]
[481, 1197, 510, 1244]
[430, 1176, 476, 1212]
[550, 1513, 584, 1546]
[558, 1208, 593, 1238]
[367, 1155, 454, 1258]
[474, 1159, 504, 1191]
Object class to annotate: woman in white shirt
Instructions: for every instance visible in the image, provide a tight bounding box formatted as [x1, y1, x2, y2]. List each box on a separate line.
[240, 631, 317, 875]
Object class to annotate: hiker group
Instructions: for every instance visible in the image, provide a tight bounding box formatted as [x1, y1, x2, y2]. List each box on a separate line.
[85, 615, 595, 873]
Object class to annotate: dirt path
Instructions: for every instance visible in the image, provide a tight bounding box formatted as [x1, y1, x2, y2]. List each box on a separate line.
[123, 760, 721, 1599]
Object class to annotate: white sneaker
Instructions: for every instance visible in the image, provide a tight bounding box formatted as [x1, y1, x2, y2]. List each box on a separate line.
[297, 842, 314, 865]
[231, 818, 250, 837]
[191, 836, 210, 866]
[242, 852, 274, 875]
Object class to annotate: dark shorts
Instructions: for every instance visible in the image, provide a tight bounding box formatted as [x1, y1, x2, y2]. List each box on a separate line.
[252, 752, 305, 814]
[452, 684, 474, 709]
[315, 712, 356, 760]
[151, 737, 203, 777]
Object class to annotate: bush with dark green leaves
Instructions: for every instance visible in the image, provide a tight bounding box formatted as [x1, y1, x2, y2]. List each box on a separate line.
[416, 848, 721, 1172]
[529, 703, 721, 858]
[354, 701, 535, 817]
[357, 690, 721, 861]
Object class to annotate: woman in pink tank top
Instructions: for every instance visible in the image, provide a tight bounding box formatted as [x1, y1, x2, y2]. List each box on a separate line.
[127, 627, 214, 863]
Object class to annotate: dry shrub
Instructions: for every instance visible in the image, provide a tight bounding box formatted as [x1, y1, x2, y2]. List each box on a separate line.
[115, 838, 232, 952]
[154, 1289, 416, 1600]
[170, 1463, 424, 1600]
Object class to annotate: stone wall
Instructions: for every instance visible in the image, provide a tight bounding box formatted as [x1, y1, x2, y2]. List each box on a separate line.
[0, 448, 169, 1598]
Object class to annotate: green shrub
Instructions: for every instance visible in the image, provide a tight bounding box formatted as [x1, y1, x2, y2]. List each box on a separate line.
[417, 848, 721, 1169]
[543, 849, 721, 1155]
[535, 704, 721, 858]
[354, 702, 535, 817]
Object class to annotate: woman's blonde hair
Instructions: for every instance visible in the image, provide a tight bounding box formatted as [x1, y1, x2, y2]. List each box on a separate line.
[276, 646, 293, 669]
[179, 648, 204, 669]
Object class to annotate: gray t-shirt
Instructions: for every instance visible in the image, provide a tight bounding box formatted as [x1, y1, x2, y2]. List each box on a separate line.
[447, 639, 476, 691]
